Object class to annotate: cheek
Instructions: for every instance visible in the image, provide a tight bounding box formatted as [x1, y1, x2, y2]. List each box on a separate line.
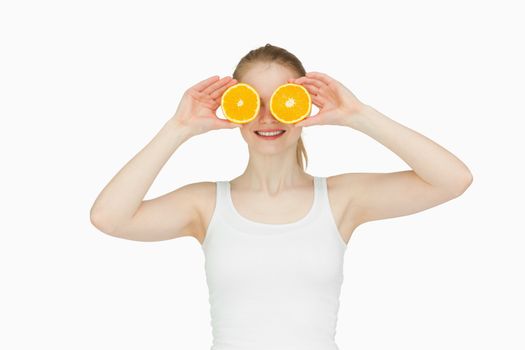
[288, 127, 302, 137]
[239, 126, 253, 141]
[282, 128, 302, 142]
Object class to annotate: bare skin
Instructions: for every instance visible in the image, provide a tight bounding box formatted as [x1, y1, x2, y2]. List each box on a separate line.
[193, 65, 474, 246]
[189, 63, 360, 245]
[192, 175, 358, 246]
[91, 63, 473, 245]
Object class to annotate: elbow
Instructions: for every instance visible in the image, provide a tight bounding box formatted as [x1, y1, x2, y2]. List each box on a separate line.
[450, 171, 473, 197]
[90, 210, 117, 235]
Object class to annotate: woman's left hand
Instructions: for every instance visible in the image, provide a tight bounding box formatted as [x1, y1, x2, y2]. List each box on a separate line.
[288, 72, 367, 127]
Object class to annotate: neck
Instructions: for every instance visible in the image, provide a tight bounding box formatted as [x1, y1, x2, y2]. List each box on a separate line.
[235, 157, 309, 193]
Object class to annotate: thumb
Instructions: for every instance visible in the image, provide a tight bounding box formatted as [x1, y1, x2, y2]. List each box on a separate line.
[294, 114, 322, 128]
[222, 120, 242, 129]
[294, 118, 310, 128]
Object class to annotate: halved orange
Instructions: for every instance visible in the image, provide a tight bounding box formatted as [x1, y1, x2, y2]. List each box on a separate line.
[270, 83, 311, 124]
[221, 83, 260, 124]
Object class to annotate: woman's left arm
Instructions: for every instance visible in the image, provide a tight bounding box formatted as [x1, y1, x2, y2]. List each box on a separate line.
[290, 72, 473, 194]
[345, 104, 473, 192]
[289, 72, 473, 225]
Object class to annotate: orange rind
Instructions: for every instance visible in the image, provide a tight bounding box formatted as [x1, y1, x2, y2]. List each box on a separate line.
[220, 83, 260, 124]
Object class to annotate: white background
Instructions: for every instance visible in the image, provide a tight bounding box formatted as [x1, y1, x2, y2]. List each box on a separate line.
[1, 0, 523, 349]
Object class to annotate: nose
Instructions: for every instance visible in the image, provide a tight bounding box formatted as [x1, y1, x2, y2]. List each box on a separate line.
[258, 105, 278, 122]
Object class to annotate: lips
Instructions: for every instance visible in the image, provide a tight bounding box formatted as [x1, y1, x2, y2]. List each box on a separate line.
[254, 130, 286, 135]
[254, 130, 286, 139]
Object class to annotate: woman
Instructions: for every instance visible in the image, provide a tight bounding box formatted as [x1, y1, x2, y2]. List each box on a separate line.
[90, 44, 473, 350]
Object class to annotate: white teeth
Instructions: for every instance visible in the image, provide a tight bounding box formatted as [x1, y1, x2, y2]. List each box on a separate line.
[256, 130, 285, 136]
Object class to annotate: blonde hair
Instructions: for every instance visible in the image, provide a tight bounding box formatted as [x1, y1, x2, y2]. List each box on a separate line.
[232, 43, 309, 171]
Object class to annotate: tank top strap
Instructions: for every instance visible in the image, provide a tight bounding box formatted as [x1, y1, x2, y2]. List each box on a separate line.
[202, 176, 347, 249]
[317, 176, 348, 249]
[317, 176, 329, 209]
[201, 176, 347, 350]
[214, 180, 229, 216]
[213, 176, 325, 224]
[316, 176, 332, 222]
[201, 180, 227, 250]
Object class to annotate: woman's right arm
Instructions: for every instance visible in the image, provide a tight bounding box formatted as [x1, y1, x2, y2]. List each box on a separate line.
[90, 75, 239, 241]
[89, 120, 194, 239]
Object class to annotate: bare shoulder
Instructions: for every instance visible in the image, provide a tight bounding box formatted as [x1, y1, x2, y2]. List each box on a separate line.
[326, 171, 390, 228]
[186, 181, 217, 245]
[327, 170, 468, 228]
[326, 172, 363, 196]
[326, 172, 364, 209]
[146, 180, 216, 244]
[100, 180, 216, 242]
[325, 173, 366, 241]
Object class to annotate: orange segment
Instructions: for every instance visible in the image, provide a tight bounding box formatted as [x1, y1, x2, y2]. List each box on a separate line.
[221, 83, 260, 124]
[270, 83, 311, 124]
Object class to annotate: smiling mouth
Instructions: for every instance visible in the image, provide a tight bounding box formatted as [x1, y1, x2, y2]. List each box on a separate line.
[254, 130, 286, 136]
[253, 130, 287, 140]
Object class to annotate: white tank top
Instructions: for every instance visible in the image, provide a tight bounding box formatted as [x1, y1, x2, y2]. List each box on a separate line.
[201, 176, 347, 350]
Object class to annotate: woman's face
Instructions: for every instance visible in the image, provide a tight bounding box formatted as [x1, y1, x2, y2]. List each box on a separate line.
[238, 63, 304, 154]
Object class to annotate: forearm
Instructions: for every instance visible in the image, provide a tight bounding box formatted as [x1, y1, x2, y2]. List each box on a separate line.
[347, 104, 473, 191]
[90, 118, 193, 233]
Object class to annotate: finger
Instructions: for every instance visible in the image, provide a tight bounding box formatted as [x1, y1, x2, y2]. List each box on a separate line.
[195, 90, 218, 104]
[203, 76, 234, 96]
[301, 83, 326, 104]
[302, 83, 330, 100]
[295, 79, 332, 99]
[310, 94, 325, 108]
[209, 78, 237, 100]
[306, 82, 334, 102]
[192, 75, 221, 92]
[204, 98, 218, 110]
[293, 116, 318, 128]
[300, 82, 318, 95]
[294, 76, 325, 90]
[305, 71, 334, 87]
[217, 119, 242, 129]
[206, 76, 234, 92]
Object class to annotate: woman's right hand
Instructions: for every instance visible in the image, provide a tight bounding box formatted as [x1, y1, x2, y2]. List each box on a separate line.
[170, 75, 241, 137]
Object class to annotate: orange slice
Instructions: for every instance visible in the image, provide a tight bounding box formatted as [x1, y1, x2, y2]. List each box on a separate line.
[221, 83, 260, 124]
[270, 83, 311, 124]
